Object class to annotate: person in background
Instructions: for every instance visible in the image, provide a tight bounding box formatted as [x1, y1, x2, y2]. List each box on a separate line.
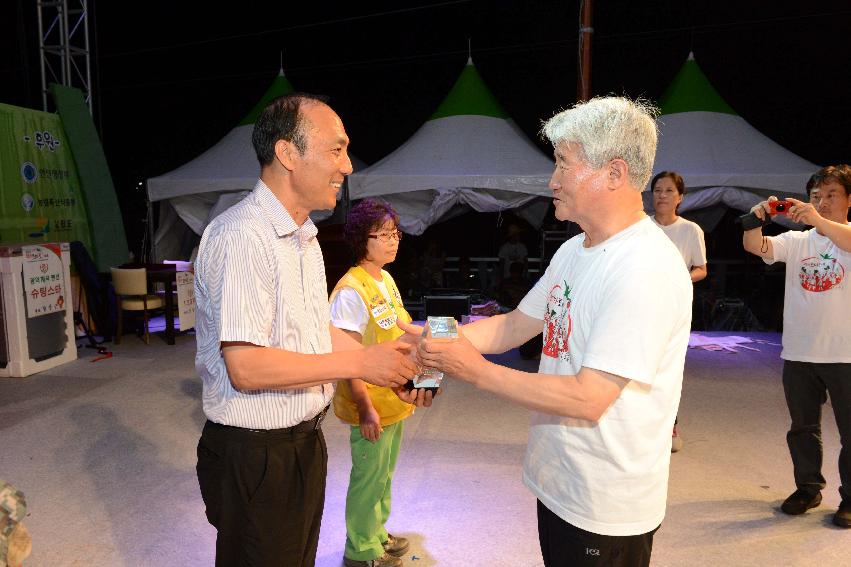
[498, 223, 529, 281]
[193, 94, 422, 567]
[498, 261, 541, 360]
[497, 261, 531, 310]
[742, 164, 851, 529]
[330, 199, 415, 567]
[651, 170, 708, 452]
[651, 172, 708, 283]
[445, 255, 482, 290]
[420, 238, 446, 288]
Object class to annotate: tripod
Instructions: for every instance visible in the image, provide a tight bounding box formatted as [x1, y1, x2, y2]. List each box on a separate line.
[74, 310, 103, 350]
[74, 310, 113, 360]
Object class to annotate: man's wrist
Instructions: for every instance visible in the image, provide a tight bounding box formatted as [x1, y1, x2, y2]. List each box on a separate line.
[345, 349, 367, 381]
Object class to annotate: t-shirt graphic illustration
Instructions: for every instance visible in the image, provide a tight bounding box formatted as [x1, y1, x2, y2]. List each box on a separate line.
[799, 252, 845, 292]
[543, 281, 572, 361]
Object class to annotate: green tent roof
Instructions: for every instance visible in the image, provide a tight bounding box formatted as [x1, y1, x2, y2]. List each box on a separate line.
[429, 58, 509, 120]
[659, 54, 737, 116]
[239, 70, 296, 125]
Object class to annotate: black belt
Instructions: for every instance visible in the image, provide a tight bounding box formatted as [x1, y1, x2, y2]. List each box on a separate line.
[209, 405, 329, 435]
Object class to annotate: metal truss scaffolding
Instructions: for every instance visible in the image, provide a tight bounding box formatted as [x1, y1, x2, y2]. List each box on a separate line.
[37, 0, 92, 112]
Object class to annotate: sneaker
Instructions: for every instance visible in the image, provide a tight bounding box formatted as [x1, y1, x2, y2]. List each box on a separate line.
[780, 488, 822, 515]
[343, 552, 402, 567]
[383, 534, 410, 557]
[671, 425, 683, 453]
[834, 500, 851, 528]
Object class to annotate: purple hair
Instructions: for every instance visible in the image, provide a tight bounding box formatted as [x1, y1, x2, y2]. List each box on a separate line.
[345, 199, 401, 264]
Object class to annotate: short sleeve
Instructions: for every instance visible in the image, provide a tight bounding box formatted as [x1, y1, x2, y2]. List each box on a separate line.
[764, 232, 790, 265]
[330, 287, 370, 334]
[206, 229, 275, 347]
[517, 275, 548, 321]
[518, 248, 564, 321]
[693, 225, 707, 266]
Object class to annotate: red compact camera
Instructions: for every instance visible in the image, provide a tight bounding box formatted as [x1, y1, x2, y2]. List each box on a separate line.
[769, 200, 792, 215]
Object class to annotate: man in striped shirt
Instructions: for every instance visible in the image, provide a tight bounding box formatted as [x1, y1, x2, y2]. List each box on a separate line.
[194, 93, 421, 567]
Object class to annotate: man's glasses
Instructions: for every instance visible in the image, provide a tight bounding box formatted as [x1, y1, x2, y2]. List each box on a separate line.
[368, 230, 403, 242]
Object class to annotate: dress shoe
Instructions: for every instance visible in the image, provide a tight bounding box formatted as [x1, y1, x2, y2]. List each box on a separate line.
[780, 488, 822, 515]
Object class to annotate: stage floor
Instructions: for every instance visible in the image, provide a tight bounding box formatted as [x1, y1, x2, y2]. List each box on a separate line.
[1, 332, 849, 566]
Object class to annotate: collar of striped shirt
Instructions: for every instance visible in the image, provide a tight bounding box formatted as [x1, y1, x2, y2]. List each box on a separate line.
[255, 179, 318, 245]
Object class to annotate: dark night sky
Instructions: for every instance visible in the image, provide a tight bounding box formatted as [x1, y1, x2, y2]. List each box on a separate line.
[3, 0, 851, 257]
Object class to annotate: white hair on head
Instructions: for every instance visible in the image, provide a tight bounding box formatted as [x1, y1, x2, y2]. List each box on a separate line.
[541, 96, 659, 190]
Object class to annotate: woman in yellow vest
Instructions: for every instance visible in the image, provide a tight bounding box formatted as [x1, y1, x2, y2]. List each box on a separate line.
[330, 199, 413, 567]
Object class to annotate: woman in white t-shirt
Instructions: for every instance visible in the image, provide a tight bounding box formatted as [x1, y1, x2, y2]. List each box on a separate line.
[651, 171, 708, 283]
[651, 171, 708, 452]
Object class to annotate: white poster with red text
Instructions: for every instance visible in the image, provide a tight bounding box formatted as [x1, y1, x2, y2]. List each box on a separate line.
[22, 244, 67, 318]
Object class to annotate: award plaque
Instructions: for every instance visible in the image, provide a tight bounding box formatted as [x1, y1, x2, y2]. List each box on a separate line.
[406, 316, 458, 392]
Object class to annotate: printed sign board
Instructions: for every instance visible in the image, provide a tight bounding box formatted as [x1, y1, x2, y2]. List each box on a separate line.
[21, 244, 67, 318]
[176, 270, 195, 330]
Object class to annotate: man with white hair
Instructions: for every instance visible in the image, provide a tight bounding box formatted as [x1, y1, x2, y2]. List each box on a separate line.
[411, 96, 692, 566]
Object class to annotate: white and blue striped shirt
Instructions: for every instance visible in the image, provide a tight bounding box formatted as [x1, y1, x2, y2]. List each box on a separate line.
[194, 180, 333, 429]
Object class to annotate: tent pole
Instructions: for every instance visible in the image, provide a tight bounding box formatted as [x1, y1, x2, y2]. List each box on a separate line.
[577, 0, 594, 102]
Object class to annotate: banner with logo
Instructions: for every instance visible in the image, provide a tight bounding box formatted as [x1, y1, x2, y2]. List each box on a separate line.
[0, 103, 93, 251]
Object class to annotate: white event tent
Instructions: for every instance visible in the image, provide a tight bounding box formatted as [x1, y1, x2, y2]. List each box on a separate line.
[348, 58, 555, 235]
[650, 53, 819, 230]
[146, 70, 363, 261]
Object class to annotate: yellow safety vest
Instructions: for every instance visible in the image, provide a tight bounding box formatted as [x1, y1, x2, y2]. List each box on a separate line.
[330, 266, 414, 426]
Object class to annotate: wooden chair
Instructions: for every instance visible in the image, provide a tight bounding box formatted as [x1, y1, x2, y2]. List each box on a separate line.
[110, 267, 164, 344]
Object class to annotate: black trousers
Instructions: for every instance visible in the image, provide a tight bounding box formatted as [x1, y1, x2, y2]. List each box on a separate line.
[196, 420, 328, 567]
[782, 360, 851, 502]
[537, 501, 657, 567]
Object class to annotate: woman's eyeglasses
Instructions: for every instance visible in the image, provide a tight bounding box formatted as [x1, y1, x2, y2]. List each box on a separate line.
[368, 230, 403, 242]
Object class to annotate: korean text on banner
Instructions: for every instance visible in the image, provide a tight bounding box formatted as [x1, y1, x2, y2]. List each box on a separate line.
[0, 103, 93, 252]
[21, 244, 67, 318]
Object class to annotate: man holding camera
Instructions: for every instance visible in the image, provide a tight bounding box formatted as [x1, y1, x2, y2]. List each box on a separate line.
[742, 164, 851, 528]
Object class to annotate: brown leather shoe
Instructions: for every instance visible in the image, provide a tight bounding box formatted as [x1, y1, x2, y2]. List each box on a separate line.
[780, 488, 822, 515]
[834, 500, 851, 528]
[383, 534, 410, 557]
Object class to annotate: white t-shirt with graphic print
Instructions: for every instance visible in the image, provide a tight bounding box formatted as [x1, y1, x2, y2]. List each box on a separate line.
[765, 227, 851, 362]
[517, 216, 692, 536]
